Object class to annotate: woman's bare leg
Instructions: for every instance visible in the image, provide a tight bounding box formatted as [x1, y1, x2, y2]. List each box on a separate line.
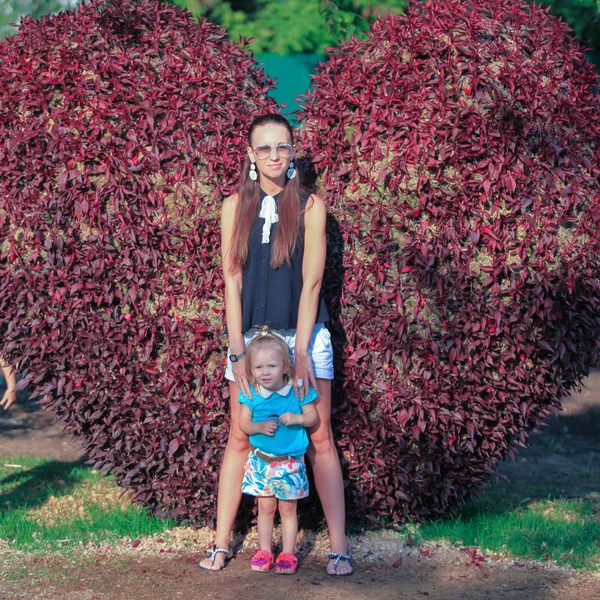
[199, 381, 251, 570]
[306, 378, 352, 575]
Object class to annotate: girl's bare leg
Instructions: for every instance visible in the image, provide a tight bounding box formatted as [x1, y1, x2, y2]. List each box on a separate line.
[278, 499, 298, 555]
[199, 381, 251, 570]
[306, 378, 353, 575]
[257, 497, 277, 552]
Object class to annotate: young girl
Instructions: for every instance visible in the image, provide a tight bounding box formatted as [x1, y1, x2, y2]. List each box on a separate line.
[238, 330, 318, 574]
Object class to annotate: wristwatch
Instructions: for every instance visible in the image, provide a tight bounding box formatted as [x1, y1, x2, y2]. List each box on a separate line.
[229, 351, 245, 363]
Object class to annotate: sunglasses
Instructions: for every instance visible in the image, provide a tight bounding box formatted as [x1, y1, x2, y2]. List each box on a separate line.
[253, 143, 294, 161]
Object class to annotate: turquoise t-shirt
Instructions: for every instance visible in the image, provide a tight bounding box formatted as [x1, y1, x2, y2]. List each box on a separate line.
[238, 383, 317, 457]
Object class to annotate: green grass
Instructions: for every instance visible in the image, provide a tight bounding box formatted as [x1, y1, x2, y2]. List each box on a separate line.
[2, 455, 599, 571]
[0, 456, 174, 552]
[414, 481, 600, 570]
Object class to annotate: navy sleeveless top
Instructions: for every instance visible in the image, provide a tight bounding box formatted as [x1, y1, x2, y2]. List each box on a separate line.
[240, 189, 330, 334]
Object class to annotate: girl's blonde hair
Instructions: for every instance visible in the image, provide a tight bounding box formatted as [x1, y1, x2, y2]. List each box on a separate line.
[245, 330, 293, 384]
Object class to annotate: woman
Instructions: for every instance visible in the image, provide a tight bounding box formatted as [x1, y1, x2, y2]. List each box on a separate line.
[199, 114, 352, 576]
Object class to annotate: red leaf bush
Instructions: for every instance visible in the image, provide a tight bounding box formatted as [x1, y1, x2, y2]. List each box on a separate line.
[2, 0, 599, 528]
[298, 0, 600, 521]
[0, 0, 277, 522]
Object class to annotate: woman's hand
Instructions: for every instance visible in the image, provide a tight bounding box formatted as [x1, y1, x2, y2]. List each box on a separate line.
[0, 389, 16, 411]
[260, 419, 279, 436]
[231, 358, 251, 397]
[294, 348, 316, 401]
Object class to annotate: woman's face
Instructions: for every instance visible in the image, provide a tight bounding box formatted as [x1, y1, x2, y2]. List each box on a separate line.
[248, 123, 294, 184]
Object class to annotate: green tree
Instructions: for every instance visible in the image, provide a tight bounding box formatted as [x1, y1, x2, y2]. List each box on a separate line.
[173, 0, 407, 54]
[0, 0, 74, 38]
[172, 0, 600, 55]
[539, 0, 600, 52]
[3, 1, 599, 54]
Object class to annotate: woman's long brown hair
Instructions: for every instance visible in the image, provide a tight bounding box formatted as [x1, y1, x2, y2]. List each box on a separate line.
[229, 114, 301, 273]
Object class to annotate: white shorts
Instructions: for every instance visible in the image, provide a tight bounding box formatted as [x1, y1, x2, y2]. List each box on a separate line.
[225, 322, 334, 381]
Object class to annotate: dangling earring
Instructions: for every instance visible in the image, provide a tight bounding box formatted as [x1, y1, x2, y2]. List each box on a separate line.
[286, 161, 296, 180]
[249, 163, 258, 181]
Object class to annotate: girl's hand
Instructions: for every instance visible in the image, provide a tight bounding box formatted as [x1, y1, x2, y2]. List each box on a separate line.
[231, 357, 251, 397]
[293, 348, 316, 401]
[261, 419, 279, 436]
[278, 412, 298, 426]
[0, 389, 16, 411]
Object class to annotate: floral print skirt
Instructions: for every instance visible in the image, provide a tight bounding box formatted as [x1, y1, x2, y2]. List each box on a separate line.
[242, 451, 309, 500]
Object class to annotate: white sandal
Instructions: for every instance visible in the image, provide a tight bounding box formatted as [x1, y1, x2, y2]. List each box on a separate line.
[199, 546, 233, 572]
[327, 551, 353, 576]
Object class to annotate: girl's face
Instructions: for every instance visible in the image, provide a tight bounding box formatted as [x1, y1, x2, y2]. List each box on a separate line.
[248, 123, 294, 184]
[250, 348, 286, 391]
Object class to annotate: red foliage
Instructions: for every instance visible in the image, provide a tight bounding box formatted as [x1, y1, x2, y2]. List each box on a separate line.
[2, 0, 600, 527]
[0, 0, 277, 522]
[298, 0, 600, 521]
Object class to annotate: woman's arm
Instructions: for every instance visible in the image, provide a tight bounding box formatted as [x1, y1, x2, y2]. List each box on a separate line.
[221, 194, 251, 396]
[0, 356, 17, 411]
[294, 194, 327, 398]
[238, 404, 278, 436]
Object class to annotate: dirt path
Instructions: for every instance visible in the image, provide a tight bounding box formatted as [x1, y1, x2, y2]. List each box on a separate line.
[0, 388, 86, 462]
[1, 547, 599, 600]
[1, 375, 599, 599]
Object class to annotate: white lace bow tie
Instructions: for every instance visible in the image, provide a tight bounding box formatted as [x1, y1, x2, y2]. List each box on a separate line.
[259, 195, 279, 244]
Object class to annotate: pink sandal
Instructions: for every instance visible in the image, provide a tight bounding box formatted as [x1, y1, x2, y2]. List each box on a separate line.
[251, 549, 275, 572]
[275, 552, 298, 575]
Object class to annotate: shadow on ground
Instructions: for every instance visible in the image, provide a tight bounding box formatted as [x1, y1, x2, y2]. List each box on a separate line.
[0, 459, 89, 516]
[495, 373, 600, 502]
[0, 381, 87, 462]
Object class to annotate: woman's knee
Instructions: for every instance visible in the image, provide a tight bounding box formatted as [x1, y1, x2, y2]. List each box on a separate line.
[227, 430, 251, 454]
[309, 423, 335, 455]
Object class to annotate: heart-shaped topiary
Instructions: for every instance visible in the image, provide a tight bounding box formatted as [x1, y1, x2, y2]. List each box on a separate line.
[1, 0, 599, 527]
